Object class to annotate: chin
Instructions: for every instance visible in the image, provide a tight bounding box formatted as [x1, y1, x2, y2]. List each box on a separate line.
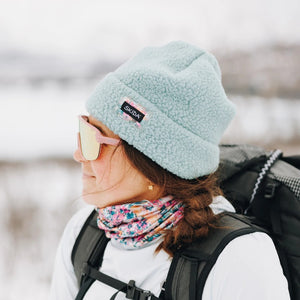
[82, 192, 111, 208]
[82, 193, 99, 206]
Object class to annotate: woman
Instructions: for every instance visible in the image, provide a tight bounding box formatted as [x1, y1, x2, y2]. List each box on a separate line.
[50, 41, 289, 299]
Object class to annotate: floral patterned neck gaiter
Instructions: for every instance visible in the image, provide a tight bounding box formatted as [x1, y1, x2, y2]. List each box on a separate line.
[96, 195, 184, 248]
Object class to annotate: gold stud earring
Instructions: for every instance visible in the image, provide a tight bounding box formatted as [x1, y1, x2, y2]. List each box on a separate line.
[148, 185, 154, 191]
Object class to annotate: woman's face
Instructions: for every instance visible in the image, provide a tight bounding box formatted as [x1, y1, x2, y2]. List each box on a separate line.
[73, 116, 157, 208]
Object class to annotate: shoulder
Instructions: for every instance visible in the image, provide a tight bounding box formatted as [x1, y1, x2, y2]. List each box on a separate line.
[61, 205, 95, 246]
[202, 231, 290, 300]
[49, 205, 95, 299]
[213, 231, 281, 274]
[57, 205, 96, 266]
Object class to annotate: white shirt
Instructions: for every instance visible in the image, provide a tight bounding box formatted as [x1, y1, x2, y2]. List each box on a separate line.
[50, 196, 290, 300]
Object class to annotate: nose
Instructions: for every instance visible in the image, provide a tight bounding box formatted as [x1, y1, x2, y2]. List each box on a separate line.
[73, 148, 88, 163]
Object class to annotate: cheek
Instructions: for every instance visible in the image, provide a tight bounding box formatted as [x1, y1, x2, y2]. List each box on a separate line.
[91, 159, 109, 184]
[91, 151, 126, 185]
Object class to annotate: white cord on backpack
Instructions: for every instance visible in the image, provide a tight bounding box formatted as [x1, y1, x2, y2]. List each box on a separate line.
[246, 149, 282, 214]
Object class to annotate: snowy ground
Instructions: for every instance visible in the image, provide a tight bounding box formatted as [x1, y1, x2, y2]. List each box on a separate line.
[0, 159, 83, 300]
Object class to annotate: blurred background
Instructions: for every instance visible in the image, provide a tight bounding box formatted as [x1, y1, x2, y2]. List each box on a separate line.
[0, 0, 299, 299]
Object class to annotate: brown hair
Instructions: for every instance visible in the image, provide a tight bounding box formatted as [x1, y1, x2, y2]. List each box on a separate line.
[121, 140, 222, 257]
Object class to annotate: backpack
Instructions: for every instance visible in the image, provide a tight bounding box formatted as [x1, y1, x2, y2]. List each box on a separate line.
[71, 144, 300, 300]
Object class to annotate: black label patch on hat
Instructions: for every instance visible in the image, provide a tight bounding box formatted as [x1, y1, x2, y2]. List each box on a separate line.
[121, 101, 145, 123]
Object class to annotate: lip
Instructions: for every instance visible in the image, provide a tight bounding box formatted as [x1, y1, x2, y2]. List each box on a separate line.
[82, 173, 95, 179]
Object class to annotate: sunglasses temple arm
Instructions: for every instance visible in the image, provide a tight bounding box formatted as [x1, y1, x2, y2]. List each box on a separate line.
[95, 132, 120, 146]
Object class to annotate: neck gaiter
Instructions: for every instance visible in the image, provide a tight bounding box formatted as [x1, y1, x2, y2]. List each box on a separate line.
[96, 195, 184, 248]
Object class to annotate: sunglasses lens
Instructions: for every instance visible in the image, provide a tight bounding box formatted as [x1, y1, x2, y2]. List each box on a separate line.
[79, 117, 101, 160]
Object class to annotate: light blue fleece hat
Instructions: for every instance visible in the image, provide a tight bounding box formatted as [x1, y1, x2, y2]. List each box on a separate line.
[86, 41, 236, 179]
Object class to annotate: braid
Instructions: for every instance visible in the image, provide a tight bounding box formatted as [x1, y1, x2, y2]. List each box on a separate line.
[122, 141, 221, 256]
[155, 174, 220, 255]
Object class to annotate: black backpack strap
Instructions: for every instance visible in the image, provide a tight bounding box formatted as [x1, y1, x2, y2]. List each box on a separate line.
[72, 210, 161, 300]
[80, 264, 160, 300]
[71, 209, 109, 299]
[164, 213, 268, 300]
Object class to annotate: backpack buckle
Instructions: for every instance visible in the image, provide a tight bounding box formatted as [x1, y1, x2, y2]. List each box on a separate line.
[126, 280, 153, 300]
[82, 262, 90, 276]
[140, 290, 152, 300]
[126, 280, 137, 299]
[264, 182, 277, 199]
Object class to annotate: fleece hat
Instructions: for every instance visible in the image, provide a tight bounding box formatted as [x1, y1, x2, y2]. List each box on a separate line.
[86, 41, 236, 179]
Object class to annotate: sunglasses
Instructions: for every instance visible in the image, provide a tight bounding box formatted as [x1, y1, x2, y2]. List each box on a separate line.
[78, 115, 120, 160]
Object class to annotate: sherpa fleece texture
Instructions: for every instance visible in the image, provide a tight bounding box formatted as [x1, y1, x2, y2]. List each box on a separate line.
[86, 41, 236, 179]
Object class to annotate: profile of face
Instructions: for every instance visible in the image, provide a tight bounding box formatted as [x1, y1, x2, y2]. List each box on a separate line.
[73, 116, 157, 208]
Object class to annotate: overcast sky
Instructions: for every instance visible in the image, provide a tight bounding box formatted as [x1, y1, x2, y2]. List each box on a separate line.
[0, 0, 299, 62]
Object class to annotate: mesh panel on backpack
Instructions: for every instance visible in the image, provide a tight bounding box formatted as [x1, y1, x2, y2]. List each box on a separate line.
[219, 144, 300, 300]
[273, 175, 300, 198]
[220, 144, 270, 162]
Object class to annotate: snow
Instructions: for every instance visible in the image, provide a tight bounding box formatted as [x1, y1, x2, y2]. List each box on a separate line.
[223, 96, 300, 146]
[0, 159, 83, 300]
[0, 83, 89, 160]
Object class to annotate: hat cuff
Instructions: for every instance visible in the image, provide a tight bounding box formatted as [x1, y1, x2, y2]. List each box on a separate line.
[86, 73, 220, 179]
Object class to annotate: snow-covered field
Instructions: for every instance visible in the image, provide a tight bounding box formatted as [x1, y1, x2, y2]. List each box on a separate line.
[0, 159, 82, 300]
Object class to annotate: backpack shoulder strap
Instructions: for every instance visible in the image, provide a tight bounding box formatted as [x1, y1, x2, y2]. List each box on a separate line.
[71, 209, 109, 299]
[71, 210, 161, 300]
[164, 213, 268, 300]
